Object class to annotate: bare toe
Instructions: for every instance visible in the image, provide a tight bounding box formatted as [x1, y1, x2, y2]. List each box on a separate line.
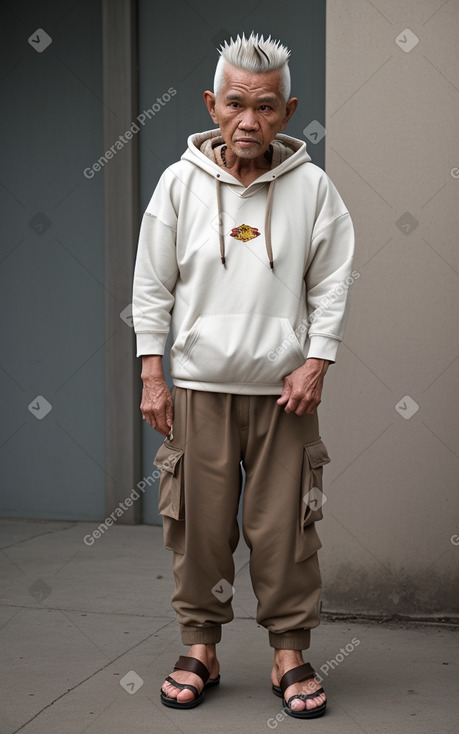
[161, 646, 220, 706]
[272, 655, 326, 716]
[289, 695, 306, 711]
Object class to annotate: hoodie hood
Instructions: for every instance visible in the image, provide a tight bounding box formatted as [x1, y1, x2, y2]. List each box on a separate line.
[182, 128, 311, 181]
[181, 129, 312, 269]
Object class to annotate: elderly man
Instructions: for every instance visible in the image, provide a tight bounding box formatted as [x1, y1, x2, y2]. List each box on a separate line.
[132, 32, 354, 719]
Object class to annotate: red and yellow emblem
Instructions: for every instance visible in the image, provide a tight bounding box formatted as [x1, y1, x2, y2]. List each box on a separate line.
[230, 224, 261, 242]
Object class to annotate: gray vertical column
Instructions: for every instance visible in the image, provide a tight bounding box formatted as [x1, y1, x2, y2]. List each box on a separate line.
[103, 0, 141, 522]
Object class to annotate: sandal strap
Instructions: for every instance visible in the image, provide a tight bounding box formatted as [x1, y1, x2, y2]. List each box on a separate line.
[173, 655, 210, 685]
[286, 687, 325, 706]
[279, 662, 316, 695]
[164, 675, 199, 699]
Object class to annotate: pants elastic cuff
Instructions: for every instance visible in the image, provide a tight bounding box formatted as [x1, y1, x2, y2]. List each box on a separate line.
[180, 625, 222, 645]
[269, 628, 311, 650]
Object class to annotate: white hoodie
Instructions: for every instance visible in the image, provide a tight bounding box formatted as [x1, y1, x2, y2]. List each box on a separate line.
[133, 129, 355, 395]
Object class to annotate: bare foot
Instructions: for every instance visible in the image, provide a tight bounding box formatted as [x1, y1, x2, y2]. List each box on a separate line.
[271, 649, 326, 713]
[161, 644, 220, 705]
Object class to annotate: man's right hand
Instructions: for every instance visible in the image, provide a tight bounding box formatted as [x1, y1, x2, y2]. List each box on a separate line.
[140, 355, 174, 436]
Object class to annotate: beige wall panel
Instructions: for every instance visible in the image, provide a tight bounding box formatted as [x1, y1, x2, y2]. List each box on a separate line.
[321, 0, 459, 618]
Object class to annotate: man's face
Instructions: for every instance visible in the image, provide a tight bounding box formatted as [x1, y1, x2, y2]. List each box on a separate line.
[204, 64, 297, 160]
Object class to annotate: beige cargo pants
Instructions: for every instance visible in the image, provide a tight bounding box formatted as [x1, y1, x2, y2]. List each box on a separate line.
[154, 387, 330, 650]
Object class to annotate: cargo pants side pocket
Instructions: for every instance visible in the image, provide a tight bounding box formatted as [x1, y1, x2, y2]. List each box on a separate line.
[153, 442, 185, 554]
[295, 438, 331, 563]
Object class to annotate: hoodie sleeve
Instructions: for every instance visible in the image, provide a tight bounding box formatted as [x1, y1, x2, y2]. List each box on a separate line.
[132, 170, 180, 357]
[305, 175, 355, 363]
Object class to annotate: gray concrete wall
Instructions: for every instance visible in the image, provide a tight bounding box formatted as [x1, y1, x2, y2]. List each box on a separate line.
[320, 0, 459, 618]
[0, 0, 105, 520]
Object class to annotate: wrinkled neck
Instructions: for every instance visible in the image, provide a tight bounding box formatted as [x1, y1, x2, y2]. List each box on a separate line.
[215, 143, 273, 186]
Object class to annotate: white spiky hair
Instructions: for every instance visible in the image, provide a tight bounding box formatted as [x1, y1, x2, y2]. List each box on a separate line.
[213, 32, 291, 100]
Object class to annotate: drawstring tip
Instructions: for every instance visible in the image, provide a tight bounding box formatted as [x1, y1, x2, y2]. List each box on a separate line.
[221, 256, 226, 266]
[269, 261, 274, 270]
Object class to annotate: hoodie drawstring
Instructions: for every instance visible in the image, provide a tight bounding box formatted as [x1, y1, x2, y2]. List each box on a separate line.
[264, 179, 275, 270]
[216, 178, 226, 266]
[215, 177, 276, 270]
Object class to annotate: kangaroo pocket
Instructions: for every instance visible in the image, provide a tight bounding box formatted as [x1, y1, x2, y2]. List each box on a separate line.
[171, 313, 306, 385]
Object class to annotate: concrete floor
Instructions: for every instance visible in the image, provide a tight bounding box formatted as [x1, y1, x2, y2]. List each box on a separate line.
[1, 519, 458, 734]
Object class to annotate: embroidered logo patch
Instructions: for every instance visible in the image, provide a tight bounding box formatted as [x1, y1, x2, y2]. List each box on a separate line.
[230, 224, 261, 242]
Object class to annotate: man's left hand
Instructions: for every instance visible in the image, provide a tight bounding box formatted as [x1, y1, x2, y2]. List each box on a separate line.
[277, 358, 330, 415]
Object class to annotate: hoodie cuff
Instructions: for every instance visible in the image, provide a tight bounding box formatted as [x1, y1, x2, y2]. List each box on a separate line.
[135, 332, 168, 358]
[306, 335, 341, 363]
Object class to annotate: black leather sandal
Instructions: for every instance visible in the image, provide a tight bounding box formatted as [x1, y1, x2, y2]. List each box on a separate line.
[272, 662, 327, 719]
[160, 655, 220, 709]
